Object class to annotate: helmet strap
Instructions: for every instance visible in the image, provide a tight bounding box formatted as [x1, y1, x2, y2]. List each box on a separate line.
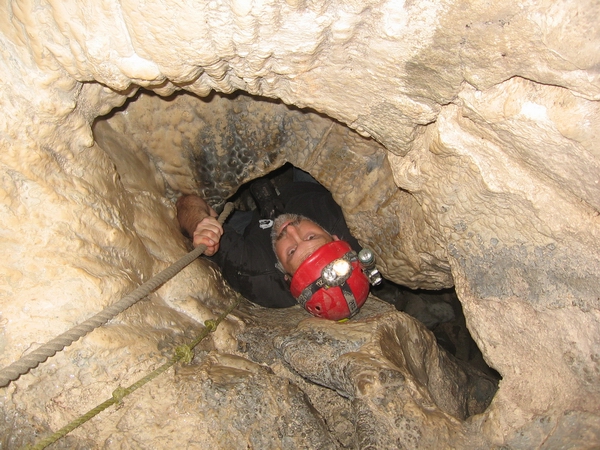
[295, 277, 325, 307]
[339, 282, 360, 317]
[295, 278, 359, 317]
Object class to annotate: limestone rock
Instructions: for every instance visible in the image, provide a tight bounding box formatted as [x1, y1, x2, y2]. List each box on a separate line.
[0, 0, 599, 448]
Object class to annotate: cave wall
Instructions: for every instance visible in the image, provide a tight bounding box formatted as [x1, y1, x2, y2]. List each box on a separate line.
[1, 0, 599, 448]
[95, 91, 452, 289]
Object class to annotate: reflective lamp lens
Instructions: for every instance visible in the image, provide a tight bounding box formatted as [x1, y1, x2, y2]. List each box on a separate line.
[333, 259, 351, 277]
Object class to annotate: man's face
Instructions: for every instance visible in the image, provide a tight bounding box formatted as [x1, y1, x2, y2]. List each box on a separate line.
[273, 215, 334, 275]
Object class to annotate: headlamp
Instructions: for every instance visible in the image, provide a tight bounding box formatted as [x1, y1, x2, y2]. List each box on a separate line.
[321, 257, 353, 286]
[358, 248, 383, 286]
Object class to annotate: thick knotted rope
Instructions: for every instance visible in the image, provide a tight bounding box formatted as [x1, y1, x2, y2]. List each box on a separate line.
[0, 202, 234, 387]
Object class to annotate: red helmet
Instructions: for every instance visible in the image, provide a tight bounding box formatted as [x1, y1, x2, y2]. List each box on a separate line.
[290, 240, 370, 321]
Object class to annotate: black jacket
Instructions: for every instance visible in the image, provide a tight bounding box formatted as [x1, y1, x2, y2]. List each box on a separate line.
[208, 182, 360, 308]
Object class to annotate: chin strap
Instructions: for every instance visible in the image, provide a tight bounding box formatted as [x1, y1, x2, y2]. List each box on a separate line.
[295, 276, 325, 307]
[339, 282, 360, 317]
[295, 278, 360, 317]
[294, 250, 360, 317]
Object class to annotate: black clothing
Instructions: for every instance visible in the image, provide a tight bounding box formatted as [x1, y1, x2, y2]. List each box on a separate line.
[208, 182, 360, 308]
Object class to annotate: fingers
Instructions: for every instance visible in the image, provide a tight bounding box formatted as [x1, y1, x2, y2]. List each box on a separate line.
[192, 217, 224, 256]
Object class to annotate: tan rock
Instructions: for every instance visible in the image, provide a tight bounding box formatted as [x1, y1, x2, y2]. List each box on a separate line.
[0, 0, 598, 448]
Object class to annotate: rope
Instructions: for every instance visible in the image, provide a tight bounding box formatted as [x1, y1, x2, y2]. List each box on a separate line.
[0, 202, 234, 388]
[25, 294, 241, 450]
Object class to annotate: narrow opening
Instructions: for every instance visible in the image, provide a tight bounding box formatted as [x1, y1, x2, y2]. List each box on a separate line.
[92, 88, 500, 419]
[227, 162, 500, 385]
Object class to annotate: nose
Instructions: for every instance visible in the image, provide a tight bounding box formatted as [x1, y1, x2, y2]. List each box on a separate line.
[285, 224, 302, 243]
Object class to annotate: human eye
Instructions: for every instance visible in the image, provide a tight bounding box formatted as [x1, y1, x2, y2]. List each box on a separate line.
[305, 234, 316, 241]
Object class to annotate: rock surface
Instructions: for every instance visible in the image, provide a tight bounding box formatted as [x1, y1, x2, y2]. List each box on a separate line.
[0, 0, 599, 448]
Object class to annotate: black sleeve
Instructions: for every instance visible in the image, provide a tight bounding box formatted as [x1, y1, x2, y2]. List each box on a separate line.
[207, 182, 360, 309]
[206, 214, 297, 308]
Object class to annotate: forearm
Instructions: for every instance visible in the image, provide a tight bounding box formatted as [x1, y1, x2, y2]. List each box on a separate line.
[176, 194, 212, 237]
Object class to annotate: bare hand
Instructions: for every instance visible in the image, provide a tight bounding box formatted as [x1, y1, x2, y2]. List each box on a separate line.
[192, 216, 223, 256]
[177, 194, 224, 255]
